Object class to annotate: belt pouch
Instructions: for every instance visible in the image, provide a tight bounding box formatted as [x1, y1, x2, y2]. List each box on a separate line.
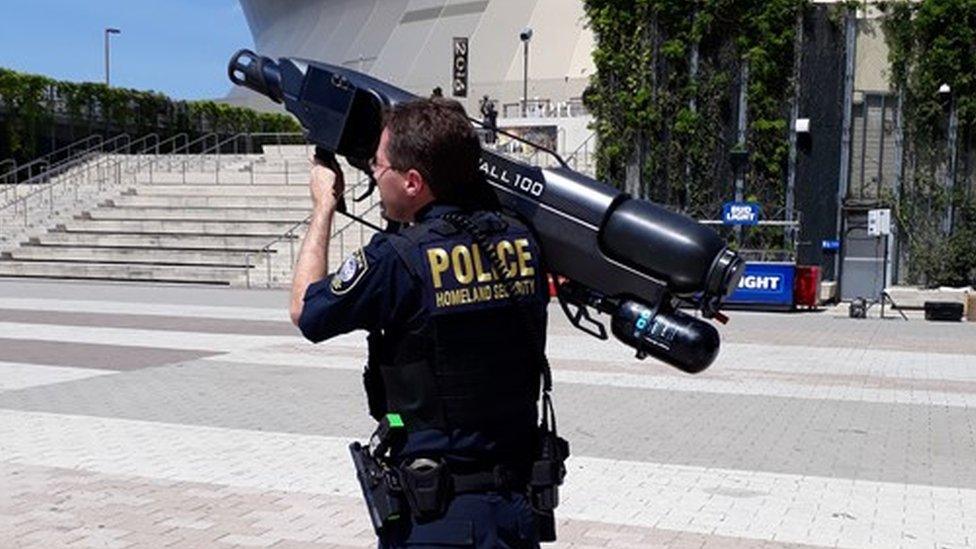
[400, 458, 451, 520]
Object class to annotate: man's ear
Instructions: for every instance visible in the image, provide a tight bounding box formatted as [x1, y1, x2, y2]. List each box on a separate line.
[403, 169, 427, 198]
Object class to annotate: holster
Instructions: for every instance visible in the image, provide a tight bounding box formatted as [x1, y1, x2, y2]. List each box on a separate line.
[349, 441, 403, 535]
[530, 397, 570, 542]
[399, 458, 452, 521]
[530, 429, 570, 511]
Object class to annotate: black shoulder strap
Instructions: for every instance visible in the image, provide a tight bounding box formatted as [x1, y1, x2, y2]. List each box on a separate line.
[441, 212, 554, 399]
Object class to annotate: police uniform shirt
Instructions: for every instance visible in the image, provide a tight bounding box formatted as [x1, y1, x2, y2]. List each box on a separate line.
[298, 230, 419, 342]
[298, 202, 548, 464]
[298, 202, 546, 344]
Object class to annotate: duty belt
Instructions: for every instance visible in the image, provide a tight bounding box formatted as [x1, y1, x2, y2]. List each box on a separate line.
[446, 463, 524, 494]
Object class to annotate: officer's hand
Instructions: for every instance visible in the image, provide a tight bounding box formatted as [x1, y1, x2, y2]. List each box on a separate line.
[308, 154, 345, 213]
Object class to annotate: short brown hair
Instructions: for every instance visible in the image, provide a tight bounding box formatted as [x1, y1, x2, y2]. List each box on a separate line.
[382, 98, 487, 207]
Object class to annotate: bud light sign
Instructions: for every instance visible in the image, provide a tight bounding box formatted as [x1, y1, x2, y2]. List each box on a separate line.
[722, 202, 761, 225]
[725, 262, 795, 308]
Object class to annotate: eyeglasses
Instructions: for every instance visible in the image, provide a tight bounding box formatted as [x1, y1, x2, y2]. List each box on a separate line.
[369, 157, 398, 179]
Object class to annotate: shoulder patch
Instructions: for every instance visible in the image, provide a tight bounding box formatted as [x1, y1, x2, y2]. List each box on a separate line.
[330, 248, 369, 295]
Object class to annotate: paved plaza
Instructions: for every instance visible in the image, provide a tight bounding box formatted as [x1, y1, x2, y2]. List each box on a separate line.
[0, 279, 975, 548]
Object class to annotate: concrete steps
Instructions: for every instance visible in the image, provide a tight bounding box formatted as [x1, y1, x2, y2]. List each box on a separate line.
[82, 206, 311, 221]
[30, 232, 299, 250]
[107, 195, 311, 208]
[134, 171, 311, 185]
[132, 184, 309, 197]
[4, 245, 268, 266]
[57, 219, 300, 235]
[0, 151, 378, 287]
[0, 260, 250, 285]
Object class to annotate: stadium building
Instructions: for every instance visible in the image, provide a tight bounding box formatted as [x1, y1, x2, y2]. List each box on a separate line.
[227, 0, 595, 127]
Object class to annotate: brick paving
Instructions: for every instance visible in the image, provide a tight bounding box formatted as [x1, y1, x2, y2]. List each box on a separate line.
[1, 279, 975, 548]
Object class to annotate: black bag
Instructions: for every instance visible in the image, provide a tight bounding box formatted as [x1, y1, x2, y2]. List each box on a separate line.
[924, 301, 963, 322]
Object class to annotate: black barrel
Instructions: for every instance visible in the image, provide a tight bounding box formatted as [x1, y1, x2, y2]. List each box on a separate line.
[600, 199, 730, 295]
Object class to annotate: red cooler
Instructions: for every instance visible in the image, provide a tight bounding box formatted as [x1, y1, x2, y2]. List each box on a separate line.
[793, 265, 821, 309]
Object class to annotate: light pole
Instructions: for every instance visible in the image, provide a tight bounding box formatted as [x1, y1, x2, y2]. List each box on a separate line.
[939, 83, 957, 233]
[520, 27, 533, 117]
[104, 28, 121, 86]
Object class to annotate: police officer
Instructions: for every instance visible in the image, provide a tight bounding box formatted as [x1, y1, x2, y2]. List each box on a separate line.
[290, 98, 550, 548]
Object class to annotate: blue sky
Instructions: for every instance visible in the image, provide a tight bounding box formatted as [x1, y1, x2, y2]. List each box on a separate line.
[0, 0, 254, 100]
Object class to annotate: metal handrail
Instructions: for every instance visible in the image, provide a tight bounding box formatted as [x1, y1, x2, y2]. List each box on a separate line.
[244, 214, 311, 289]
[192, 131, 307, 171]
[565, 131, 597, 167]
[132, 133, 314, 186]
[179, 133, 218, 155]
[193, 132, 248, 171]
[244, 174, 379, 288]
[153, 132, 318, 186]
[140, 133, 191, 171]
[0, 132, 157, 218]
[160, 133, 189, 154]
[0, 134, 103, 184]
[38, 134, 103, 165]
[243, 132, 306, 156]
[0, 159, 15, 185]
[0, 146, 137, 238]
[149, 133, 217, 175]
[124, 133, 193, 176]
[1, 133, 141, 207]
[101, 133, 161, 173]
[0, 134, 127, 192]
[132, 133, 160, 155]
[94, 133, 131, 154]
[0, 160, 49, 195]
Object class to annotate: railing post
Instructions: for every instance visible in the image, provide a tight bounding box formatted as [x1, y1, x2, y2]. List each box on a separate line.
[285, 160, 289, 185]
[245, 252, 251, 288]
[250, 161, 254, 185]
[266, 249, 272, 288]
[182, 160, 186, 184]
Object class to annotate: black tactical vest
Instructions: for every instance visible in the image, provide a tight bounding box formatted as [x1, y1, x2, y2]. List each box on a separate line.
[378, 209, 547, 449]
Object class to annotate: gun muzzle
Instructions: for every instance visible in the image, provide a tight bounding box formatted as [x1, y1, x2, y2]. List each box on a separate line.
[228, 49, 283, 103]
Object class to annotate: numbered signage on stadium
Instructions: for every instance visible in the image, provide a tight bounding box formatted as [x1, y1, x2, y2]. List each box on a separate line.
[452, 37, 468, 97]
[722, 202, 761, 226]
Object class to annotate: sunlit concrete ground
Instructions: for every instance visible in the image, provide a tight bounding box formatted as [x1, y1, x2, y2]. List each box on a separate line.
[1, 278, 975, 548]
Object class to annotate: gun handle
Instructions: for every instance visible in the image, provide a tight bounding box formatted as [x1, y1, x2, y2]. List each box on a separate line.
[314, 146, 347, 213]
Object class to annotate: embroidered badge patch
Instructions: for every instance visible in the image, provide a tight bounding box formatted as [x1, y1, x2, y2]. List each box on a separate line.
[330, 248, 368, 295]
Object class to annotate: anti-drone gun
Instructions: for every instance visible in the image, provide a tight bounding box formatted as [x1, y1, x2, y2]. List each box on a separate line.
[229, 49, 744, 374]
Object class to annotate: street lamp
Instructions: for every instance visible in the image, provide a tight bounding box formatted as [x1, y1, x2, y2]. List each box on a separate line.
[939, 83, 958, 233]
[104, 28, 121, 86]
[520, 27, 533, 117]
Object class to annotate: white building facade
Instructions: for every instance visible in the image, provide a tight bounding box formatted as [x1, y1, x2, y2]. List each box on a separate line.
[228, 0, 596, 121]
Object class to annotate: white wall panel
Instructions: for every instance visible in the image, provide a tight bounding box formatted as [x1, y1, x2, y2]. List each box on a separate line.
[231, 0, 595, 112]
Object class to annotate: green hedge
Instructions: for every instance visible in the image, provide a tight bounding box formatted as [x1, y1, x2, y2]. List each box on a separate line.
[0, 67, 300, 160]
